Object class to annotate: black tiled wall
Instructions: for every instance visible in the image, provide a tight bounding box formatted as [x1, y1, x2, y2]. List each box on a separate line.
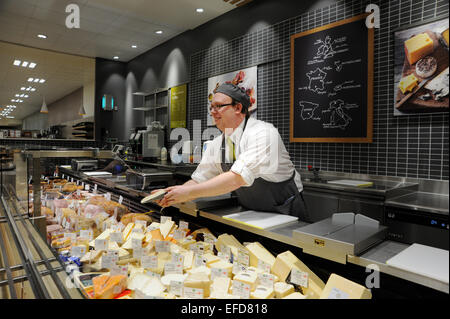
[189, 0, 449, 180]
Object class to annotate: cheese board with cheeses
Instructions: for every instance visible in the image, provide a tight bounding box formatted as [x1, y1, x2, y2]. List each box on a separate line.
[393, 17, 449, 115]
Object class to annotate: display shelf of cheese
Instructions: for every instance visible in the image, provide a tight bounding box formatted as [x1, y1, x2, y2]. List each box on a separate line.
[36, 177, 373, 299]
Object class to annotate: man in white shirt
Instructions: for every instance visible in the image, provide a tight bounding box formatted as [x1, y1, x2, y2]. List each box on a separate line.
[156, 83, 309, 221]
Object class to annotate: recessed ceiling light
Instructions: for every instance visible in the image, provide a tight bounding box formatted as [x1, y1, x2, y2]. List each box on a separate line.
[29, 62, 36, 68]
[30, 88, 36, 91]
[24, 95, 28, 98]
[28, 78, 34, 82]
[21, 87, 26, 90]
[37, 34, 47, 39]
[6, 116, 15, 119]
[131, 45, 137, 48]
[15, 94, 19, 97]
[196, 8, 204, 13]
[34, 78, 39, 82]
[13, 60, 21, 66]
[39, 79, 45, 83]
[21, 61, 29, 67]
[155, 30, 163, 34]
[113, 56, 119, 60]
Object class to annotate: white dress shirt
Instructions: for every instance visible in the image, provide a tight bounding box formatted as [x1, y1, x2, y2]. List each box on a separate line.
[191, 117, 303, 192]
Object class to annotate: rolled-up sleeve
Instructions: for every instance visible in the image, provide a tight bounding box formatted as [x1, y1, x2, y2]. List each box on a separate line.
[191, 139, 222, 183]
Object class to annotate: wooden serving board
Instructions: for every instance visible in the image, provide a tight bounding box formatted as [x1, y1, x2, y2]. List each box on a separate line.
[395, 30, 449, 111]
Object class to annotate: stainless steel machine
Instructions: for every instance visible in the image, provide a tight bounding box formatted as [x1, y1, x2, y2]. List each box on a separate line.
[125, 168, 173, 190]
[71, 159, 98, 171]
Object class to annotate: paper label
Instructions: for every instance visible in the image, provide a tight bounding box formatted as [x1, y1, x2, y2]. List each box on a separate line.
[70, 177, 74, 183]
[290, 269, 308, 288]
[190, 242, 204, 255]
[71, 246, 86, 258]
[135, 220, 147, 227]
[204, 234, 216, 244]
[165, 262, 183, 275]
[146, 225, 158, 232]
[155, 240, 170, 253]
[211, 267, 229, 280]
[257, 260, 272, 274]
[110, 265, 128, 277]
[132, 238, 142, 250]
[232, 262, 248, 275]
[62, 174, 65, 179]
[179, 221, 189, 230]
[237, 249, 250, 266]
[141, 255, 158, 269]
[101, 255, 117, 269]
[105, 192, 111, 201]
[85, 184, 90, 191]
[64, 232, 76, 243]
[76, 189, 81, 197]
[76, 180, 79, 186]
[118, 195, 123, 205]
[173, 229, 186, 241]
[194, 254, 206, 268]
[110, 231, 123, 243]
[232, 280, 251, 299]
[258, 273, 275, 289]
[218, 252, 231, 262]
[95, 239, 107, 251]
[160, 216, 172, 224]
[183, 287, 203, 299]
[79, 229, 93, 240]
[132, 227, 144, 234]
[328, 287, 349, 299]
[133, 247, 143, 259]
[143, 270, 161, 279]
[170, 280, 183, 296]
[172, 253, 184, 265]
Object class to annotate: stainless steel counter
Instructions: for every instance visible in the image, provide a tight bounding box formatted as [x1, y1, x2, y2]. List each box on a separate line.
[385, 192, 449, 215]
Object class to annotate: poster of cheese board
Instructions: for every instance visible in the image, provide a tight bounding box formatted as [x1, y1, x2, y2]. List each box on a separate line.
[393, 16, 449, 116]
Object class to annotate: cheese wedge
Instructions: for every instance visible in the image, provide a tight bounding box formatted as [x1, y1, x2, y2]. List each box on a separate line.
[161, 273, 188, 287]
[245, 242, 275, 268]
[160, 220, 176, 239]
[122, 223, 135, 242]
[399, 73, 419, 94]
[283, 292, 307, 299]
[234, 271, 258, 291]
[320, 274, 371, 299]
[274, 282, 295, 298]
[150, 229, 164, 242]
[182, 250, 194, 270]
[80, 250, 103, 263]
[404, 32, 434, 65]
[89, 229, 112, 247]
[148, 252, 172, 275]
[179, 238, 196, 250]
[208, 260, 233, 278]
[202, 252, 221, 266]
[215, 234, 245, 258]
[129, 274, 166, 297]
[184, 272, 211, 297]
[442, 28, 449, 47]
[210, 277, 231, 298]
[121, 232, 145, 250]
[251, 285, 274, 299]
[93, 275, 127, 299]
[187, 265, 211, 278]
[272, 251, 325, 299]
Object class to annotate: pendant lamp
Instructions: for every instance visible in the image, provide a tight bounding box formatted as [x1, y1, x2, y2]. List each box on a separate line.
[40, 96, 48, 113]
[78, 103, 86, 116]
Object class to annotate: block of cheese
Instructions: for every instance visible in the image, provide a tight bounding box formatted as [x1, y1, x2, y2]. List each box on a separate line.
[89, 228, 112, 247]
[442, 28, 449, 47]
[130, 275, 166, 297]
[320, 274, 372, 299]
[184, 272, 211, 297]
[251, 285, 274, 299]
[160, 220, 176, 239]
[202, 252, 221, 266]
[283, 292, 307, 299]
[150, 229, 164, 242]
[208, 260, 233, 278]
[161, 273, 188, 287]
[272, 251, 325, 299]
[210, 277, 231, 298]
[179, 237, 197, 250]
[121, 232, 145, 250]
[215, 234, 245, 258]
[234, 271, 258, 291]
[117, 247, 131, 260]
[188, 265, 211, 279]
[182, 250, 194, 270]
[404, 32, 434, 65]
[80, 250, 103, 263]
[245, 242, 275, 268]
[398, 73, 419, 94]
[274, 282, 295, 299]
[122, 223, 135, 242]
[93, 274, 127, 299]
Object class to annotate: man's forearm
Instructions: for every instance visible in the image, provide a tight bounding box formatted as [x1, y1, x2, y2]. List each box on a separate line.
[183, 179, 199, 186]
[189, 171, 246, 198]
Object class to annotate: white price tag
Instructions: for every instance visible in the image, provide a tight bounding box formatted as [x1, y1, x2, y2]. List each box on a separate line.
[204, 234, 216, 244]
[258, 273, 275, 289]
[101, 255, 114, 269]
[328, 287, 349, 299]
[79, 229, 93, 240]
[221, 245, 231, 257]
[135, 220, 147, 227]
[76, 189, 81, 197]
[64, 232, 76, 243]
[104, 192, 111, 201]
[172, 253, 184, 265]
[155, 240, 170, 253]
[179, 221, 189, 230]
[143, 270, 161, 279]
[132, 227, 144, 234]
[232, 262, 248, 275]
[132, 238, 142, 250]
[190, 242, 204, 255]
[164, 262, 183, 275]
[133, 247, 143, 259]
[70, 177, 74, 183]
[141, 255, 158, 269]
[62, 174, 65, 179]
[118, 195, 123, 205]
[173, 229, 186, 241]
[290, 269, 309, 288]
[71, 246, 86, 258]
[257, 259, 272, 274]
[93, 184, 97, 194]
[160, 216, 172, 224]
[183, 287, 203, 299]
[110, 231, 123, 243]
[211, 267, 229, 280]
[95, 239, 107, 251]
[85, 184, 90, 191]
[237, 249, 250, 266]
[170, 280, 183, 296]
[76, 180, 80, 186]
[110, 265, 128, 277]
[218, 252, 231, 262]
[232, 280, 251, 299]
[194, 254, 206, 268]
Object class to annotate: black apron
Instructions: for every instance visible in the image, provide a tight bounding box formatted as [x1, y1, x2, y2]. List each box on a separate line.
[221, 118, 310, 221]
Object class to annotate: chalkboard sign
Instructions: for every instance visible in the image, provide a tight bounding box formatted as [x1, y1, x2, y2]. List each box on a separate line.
[290, 14, 373, 143]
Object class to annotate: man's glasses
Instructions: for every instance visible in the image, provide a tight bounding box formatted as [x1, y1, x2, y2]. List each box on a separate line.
[209, 103, 234, 113]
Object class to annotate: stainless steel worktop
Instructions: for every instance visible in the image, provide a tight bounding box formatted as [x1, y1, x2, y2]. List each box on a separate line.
[385, 192, 449, 215]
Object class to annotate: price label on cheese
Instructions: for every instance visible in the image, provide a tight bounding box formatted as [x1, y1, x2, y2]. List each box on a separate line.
[172, 253, 184, 265]
[135, 220, 147, 227]
[218, 252, 231, 262]
[258, 273, 275, 289]
[70, 177, 74, 183]
[257, 259, 272, 273]
[232, 280, 251, 299]
[155, 240, 170, 253]
[290, 269, 309, 288]
[110, 231, 123, 243]
[220, 245, 231, 256]
[327, 287, 349, 299]
[173, 229, 186, 241]
[101, 255, 115, 269]
[183, 287, 203, 299]
[232, 262, 248, 275]
[143, 270, 161, 279]
[85, 184, 90, 191]
[76, 189, 81, 197]
[118, 195, 123, 205]
[62, 174, 65, 179]
[71, 246, 86, 258]
[76, 180, 80, 186]
[95, 239, 107, 251]
[211, 267, 229, 280]
[110, 265, 128, 277]
[179, 221, 189, 230]
[190, 242, 204, 255]
[132, 227, 144, 234]
[64, 220, 71, 230]
[132, 238, 142, 250]
[146, 225, 158, 232]
[63, 232, 77, 243]
[141, 255, 158, 269]
[79, 229, 93, 240]
[169, 280, 183, 296]
[194, 254, 206, 268]
[54, 172, 57, 177]
[104, 192, 111, 201]
[165, 262, 183, 275]
[160, 216, 172, 224]
[237, 249, 250, 266]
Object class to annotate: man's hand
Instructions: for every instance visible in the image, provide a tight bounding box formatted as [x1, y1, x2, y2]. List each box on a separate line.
[157, 185, 194, 207]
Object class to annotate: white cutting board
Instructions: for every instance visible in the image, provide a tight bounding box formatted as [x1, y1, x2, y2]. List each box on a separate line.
[327, 179, 373, 187]
[386, 243, 449, 284]
[222, 211, 298, 230]
[83, 171, 112, 177]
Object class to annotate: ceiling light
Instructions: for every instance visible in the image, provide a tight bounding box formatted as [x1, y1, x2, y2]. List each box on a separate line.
[21, 61, 29, 67]
[37, 34, 47, 39]
[34, 78, 39, 82]
[29, 62, 36, 68]
[15, 94, 19, 97]
[39, 79, 45, 83]
[21, 87, 26, 90]
[78, 103, 86, 116]
[196, 8, 204, 13]
[31, 88, 36, 91]
[13, 60, 21, 66]
[40, 96, 48, 114]
[24, 95, 28, 98]
[113, 56, 119, 60]
[6, 116, 15, 119]
[28, 78, 34, 82]
[131, 45, 137, 48]
[155, 30, 163, 34]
